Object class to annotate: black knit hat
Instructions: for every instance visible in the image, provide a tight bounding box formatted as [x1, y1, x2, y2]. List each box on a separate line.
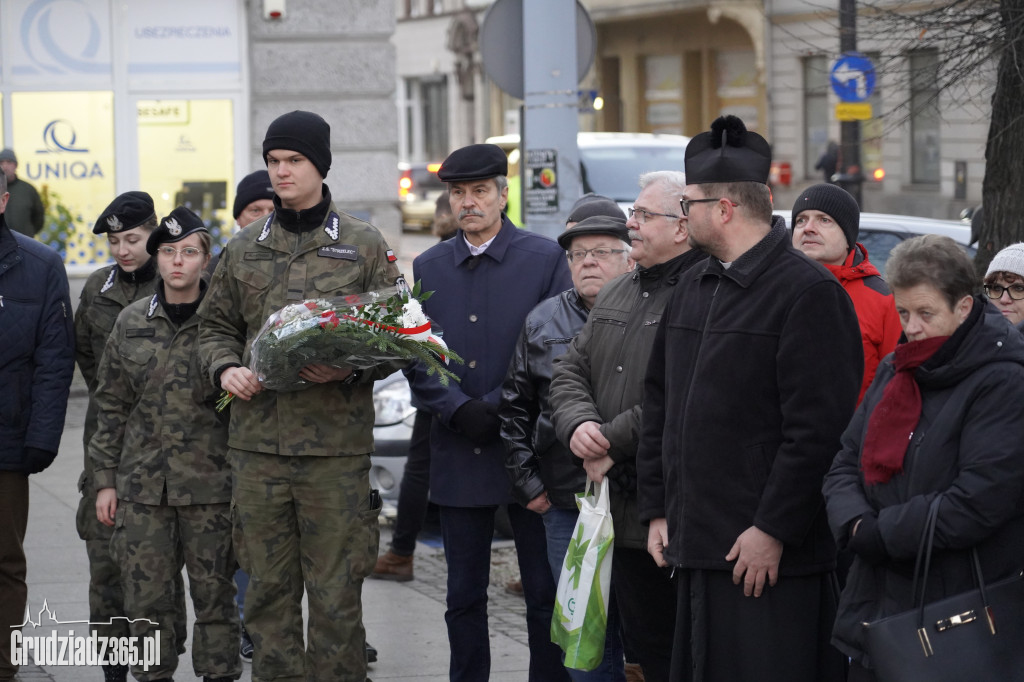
[233, 170, 275, 219]
[146, 206, 208, 255]
[684, 115, 772, 185]
[557, 214, 630, 250]
[566, 193, 624, 225]
[791, 183, 860, 251]
[93, 191, 156, 235]
[437, 144, 507, 182]
[262, 111, 331, 178]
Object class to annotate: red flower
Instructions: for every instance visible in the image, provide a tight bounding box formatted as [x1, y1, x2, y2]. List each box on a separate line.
[319, 311, 340, 330]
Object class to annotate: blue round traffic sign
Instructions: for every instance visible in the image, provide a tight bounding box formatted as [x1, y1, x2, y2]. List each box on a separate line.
[830, 52, 876, 103]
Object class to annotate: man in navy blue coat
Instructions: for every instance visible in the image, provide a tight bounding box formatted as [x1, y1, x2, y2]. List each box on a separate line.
[408, 143, 572, 681]
[0, 171, 75, 680]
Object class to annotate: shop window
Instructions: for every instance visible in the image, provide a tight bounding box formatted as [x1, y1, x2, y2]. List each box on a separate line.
[137, 99, 234, 251]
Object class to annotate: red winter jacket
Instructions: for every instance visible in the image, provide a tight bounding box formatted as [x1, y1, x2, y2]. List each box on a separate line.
[825, 244, 901, 404]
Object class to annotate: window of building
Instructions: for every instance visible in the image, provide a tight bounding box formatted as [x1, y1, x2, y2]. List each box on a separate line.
[403, 76, 449, 162]
[909, 50, 940, 184]
[643, 55, 683, 135]
[861, 52, 883, 183]
[803, 55, 830, 180]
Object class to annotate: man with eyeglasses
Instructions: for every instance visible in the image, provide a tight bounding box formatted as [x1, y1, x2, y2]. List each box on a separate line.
[636, 115, 862, 682]
[791, 183, 900, 404]
[549, 170, 706, 680]
[501, 208, 633, 680]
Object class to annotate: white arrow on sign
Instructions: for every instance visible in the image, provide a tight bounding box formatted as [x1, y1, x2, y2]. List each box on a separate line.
[833, 64, 870, 100]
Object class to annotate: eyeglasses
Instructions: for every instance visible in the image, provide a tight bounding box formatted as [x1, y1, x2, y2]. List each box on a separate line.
[566, 247, 628, 263]
[679, 197, 740, 217]
[157, 246, 205, 259]
[984, 283, 1024, 300]
[628, 207, 679, 224]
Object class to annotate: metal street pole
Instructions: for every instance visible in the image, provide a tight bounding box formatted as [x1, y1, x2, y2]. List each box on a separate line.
[839, 0, 863, 206]
[522, 0, 580, 239]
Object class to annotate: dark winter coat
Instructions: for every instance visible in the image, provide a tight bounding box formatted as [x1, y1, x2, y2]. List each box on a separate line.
[550, 248, 707, 549]
[0, 217, 75, 473]
[636, 216, 863, 573]
[500, 288, 590, 509]
[408, 217, 572, 506]
[823, 299, 1024, 666]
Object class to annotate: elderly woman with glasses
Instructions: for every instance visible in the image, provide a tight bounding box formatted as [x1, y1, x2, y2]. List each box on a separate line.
[983, 242, 1024, 328]
[823, 234, 1024, 682]
[90, 207, 241, 682]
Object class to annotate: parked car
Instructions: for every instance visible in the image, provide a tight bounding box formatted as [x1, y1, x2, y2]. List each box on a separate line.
[398, 161, 445, 232]
[370, 370, 417, 500]
[485, 131, 692, 216]
[777, 210, 977, 276]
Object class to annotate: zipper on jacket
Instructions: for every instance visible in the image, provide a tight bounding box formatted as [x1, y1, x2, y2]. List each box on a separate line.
[0, 295, 3, 308]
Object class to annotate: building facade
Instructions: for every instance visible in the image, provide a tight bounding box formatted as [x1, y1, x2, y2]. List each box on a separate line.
[1, 0, 399, 269]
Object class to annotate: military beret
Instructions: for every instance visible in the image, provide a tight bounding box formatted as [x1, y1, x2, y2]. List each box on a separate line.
[146, 206, 208, 255]
[566, 193, 625, 225]
[437, 144, 508, 183]
[93, 191, 157, 235]
[557, 214, 630, 250]
[685, 115, 772, 185]
[233, 170, 275, 219]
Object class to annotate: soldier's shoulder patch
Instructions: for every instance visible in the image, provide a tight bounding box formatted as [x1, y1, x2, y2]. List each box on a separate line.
[318, 244, 359, 260]
[386, 249, 397, 263]
[325, 212, 341, 241]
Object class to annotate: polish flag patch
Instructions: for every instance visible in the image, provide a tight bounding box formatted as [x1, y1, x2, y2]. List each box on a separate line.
[386, 249, 397, 263]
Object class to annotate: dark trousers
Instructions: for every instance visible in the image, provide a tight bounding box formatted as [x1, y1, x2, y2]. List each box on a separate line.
[440, 503, 567, 682]
[391, 409, 432, 556]
[0, 472, 29, 681]
[612, 546, 677, 682]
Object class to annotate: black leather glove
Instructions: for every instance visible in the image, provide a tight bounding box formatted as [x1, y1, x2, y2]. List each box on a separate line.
[23, 447, 56, 475]
[450, 400, 500, 445]
[847, 510, 888, 565]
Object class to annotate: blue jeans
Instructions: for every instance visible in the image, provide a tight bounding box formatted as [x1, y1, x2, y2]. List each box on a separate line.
[544, 507, 626, 682]
[440, 503, 567, 682]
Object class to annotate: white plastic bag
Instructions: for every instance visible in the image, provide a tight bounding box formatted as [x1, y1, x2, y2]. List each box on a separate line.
[551, 477, 615, 671]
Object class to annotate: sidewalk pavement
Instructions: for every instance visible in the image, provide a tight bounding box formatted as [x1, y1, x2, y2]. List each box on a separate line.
[18, 387, 533, 681]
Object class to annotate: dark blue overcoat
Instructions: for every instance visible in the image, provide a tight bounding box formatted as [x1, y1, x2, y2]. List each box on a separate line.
[409, 217, 571, 506]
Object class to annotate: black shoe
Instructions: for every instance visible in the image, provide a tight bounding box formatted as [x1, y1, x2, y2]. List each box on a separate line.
[365, 641, 378, 664]
[203, 678, 234, 682]
[239, 624, 254, 663]
[102, 664, 128, 682]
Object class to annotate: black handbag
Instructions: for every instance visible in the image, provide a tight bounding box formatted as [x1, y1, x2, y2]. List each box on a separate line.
[862, 497, 1024, 681]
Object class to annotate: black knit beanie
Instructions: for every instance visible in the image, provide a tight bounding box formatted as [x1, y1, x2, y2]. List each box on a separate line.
[262, 111, 331, 178]
[791, 183, 860, 251]
[233, 170, 275, 219]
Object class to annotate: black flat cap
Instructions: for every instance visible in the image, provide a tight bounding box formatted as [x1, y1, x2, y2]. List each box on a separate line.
[557, 214, 630, 250]
[685, 115, 772, 185]
[566, 193, 624, 224]
[437, 144, 508, 183]
[93, 191, 156, 235]
[146, 206, 208, 255]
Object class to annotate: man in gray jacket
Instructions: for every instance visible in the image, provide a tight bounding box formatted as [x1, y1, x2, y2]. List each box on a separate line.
[549, 170, 706, 680]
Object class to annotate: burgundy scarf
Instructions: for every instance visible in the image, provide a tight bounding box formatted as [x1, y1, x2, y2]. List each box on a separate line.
[861, 335, 949, 485]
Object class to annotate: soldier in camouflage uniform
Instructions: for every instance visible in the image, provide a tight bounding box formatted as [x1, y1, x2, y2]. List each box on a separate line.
[197, 110, 402, 682]
[73, 192, 186, 682]
[91, 208, 241, 682]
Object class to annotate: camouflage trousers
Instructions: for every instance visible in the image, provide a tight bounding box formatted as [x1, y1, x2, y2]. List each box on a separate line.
[77, 479, 188, 649]
[230, 450, 381, 682]
[110, 500, 241, 682]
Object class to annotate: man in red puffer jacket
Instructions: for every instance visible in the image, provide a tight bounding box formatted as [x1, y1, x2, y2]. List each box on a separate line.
[792, 184, 901, 404]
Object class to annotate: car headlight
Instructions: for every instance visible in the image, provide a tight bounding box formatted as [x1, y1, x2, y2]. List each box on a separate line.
[373, 378, 415, 426]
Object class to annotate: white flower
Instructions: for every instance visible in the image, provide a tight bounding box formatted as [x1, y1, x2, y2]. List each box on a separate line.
[401, 299, 427, 328]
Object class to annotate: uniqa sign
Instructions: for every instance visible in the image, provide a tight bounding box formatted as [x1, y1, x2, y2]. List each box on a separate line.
[25, 161, 105, 181]
[25, 119, 106, 180]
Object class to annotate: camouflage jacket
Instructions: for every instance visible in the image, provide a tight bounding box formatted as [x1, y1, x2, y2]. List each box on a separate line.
[74, 262, 159, 489]
[90, 290, 231, 505]
[197, 198, 403, 457]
